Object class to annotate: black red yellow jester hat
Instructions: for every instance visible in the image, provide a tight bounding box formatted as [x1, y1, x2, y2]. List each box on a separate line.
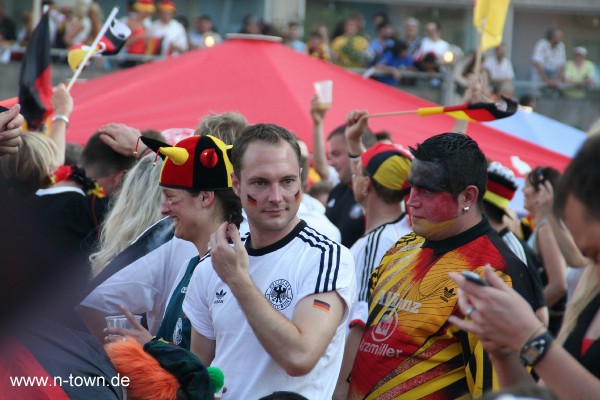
[140, 135, 233, 190]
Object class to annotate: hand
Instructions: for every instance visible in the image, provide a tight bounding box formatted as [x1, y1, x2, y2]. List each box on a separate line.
[310, 95, 327, 125]
[97, 123, 143, 157]
[209, 222, 250, 288]
[103, 305, 153, 345]
[448, 267, 540, 352]
[536, 180, 554, 218]
[0, 104, 24, 156]
[344, 109, 369, 144]
[51, 83, 73, 116]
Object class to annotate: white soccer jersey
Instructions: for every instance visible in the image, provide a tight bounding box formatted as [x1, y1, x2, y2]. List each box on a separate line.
[183, 221, 355, 399]
[349, 214, 412, 326]
[82, 233, 196, 334]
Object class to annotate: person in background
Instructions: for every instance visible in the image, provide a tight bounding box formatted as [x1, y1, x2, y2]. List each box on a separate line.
[403, 17, 422, 59]
[563, 46, 598, 99]
[147, 0, 188, 56]
[484, 43, 516, 94]
[284, 21, 307, 53]
[414, 20, 449, 68]
[366, 21, 395, 66]
[531, 28, 566, 91]
[330, 15, 369, 68]
[306, 28, 331, 62]
[482, 161, 549, 326]
[373, 39, 414, 87]
[523, 166, 567, 335]
[189, 14, 222, 49]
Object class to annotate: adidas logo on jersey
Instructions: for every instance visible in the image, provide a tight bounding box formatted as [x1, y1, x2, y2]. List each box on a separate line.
[214, 289, 227, 304]
[439, 287, 456, 302]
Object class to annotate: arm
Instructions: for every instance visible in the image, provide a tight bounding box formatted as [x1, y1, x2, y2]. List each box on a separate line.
[190, 328, 216, 367]
[538, 181, 589, 268]
[536, 224, 568, 307]
[310, 95, 330, 180]
[333, 324, 363, 400]
[97, 123, 147, 157]
[0, 104, 24, 156]
[449, 268, 600, 398]
[344, 109, 368, 160]
[49, 84, 73, 166]
[209, 223, 347, 376]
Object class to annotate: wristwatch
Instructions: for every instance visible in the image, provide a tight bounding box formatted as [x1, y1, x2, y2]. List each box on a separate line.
[520, 330, 554, 366]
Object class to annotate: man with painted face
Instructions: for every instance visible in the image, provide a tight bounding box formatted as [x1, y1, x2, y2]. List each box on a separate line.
[347, 133, 538, 400]
[183, 124, 356, 399]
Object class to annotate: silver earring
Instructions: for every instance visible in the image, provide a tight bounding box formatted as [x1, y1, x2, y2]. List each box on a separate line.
[463, 206, 470, 212]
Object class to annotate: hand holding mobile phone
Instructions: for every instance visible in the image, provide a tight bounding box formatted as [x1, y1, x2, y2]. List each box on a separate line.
[461, 271, 490, 287]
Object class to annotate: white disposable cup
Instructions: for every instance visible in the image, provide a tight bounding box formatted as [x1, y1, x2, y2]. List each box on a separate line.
[314, 80, 333, 108]
[105, 314, 142, 330]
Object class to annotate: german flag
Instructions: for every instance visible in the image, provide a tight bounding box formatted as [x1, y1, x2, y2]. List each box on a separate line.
[18, 12, 53, 131]
[417, 97, 518, 122]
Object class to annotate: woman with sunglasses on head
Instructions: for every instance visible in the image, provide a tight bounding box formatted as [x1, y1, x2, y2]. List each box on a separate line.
[523, 166, 567, 335]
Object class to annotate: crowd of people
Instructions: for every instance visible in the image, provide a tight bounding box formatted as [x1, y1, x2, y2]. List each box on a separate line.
[1, 3, 600, 400]
[0, 62, 599, 398]
[1, 1, 597, 101]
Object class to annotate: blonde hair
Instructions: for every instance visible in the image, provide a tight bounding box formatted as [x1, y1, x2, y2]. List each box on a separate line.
[0, 132, 57, 196]
[90, 155, 163, 275]
[195, 112, 249, 145]
[557, 264, 599, 344]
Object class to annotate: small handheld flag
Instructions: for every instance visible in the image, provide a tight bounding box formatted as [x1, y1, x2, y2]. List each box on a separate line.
[67, 18, 131, 71]
[367, 97, 518, 122]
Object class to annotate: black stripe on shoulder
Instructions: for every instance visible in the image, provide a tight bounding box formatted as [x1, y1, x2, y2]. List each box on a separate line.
[298, 226, 341, 294]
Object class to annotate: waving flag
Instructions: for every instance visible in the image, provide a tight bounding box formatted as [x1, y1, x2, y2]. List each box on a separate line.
[473, 0, 510, 52]
[18, 12, 52, 131]
[417, 98, 518, 122]
[368, 98, 518, 122]
[67, 18, 131, 71]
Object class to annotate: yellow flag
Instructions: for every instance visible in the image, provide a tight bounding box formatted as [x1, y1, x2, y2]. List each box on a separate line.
[67, 44, 101, 71]
[473, 0, 510, 52]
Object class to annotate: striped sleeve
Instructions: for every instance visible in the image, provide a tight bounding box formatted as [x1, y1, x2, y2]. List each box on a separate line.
[298, 226, 342, 294]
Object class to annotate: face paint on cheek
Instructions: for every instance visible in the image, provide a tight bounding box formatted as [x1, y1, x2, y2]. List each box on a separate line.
[410, 191, 459, 238]
[247, 194, 258, 207]
[294, 190, 301, 203]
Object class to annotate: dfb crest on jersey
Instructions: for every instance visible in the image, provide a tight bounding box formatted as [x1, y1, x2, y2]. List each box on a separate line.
[265, 279, 293, 310]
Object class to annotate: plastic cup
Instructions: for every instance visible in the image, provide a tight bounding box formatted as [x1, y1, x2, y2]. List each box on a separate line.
[105, 314, 142, 329]
[314, 80, 333, 109]
[105, 314, 142, 340]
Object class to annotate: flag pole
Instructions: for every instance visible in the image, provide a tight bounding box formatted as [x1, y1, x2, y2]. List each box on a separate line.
[66, 6, 119, 91]
[367, 110, 419, 118]
[472, 18, 485, 90]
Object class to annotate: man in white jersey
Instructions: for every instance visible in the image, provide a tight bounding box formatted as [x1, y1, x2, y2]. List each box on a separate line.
[183, 123, 356, 399]
[334, 110, 413, 398]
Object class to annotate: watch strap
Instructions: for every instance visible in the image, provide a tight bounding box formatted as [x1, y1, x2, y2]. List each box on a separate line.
[520, 330, 554, 366]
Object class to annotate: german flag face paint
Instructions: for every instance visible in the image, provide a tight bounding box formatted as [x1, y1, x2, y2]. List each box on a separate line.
[294, 190, 301, 203]
[247, 194, 258, 207]
[313, 299, 331, 313]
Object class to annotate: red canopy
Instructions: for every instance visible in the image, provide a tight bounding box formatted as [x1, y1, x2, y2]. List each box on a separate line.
[61, 37, 569, 176]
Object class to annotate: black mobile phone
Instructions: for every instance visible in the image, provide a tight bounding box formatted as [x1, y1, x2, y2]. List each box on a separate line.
[0, 106, 9, 112]
[461, 271, 490, 286]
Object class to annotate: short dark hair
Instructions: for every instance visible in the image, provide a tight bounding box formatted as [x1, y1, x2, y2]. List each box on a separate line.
[231, 123, 301, 177]
[410, 133, 487, 204]
[527, 166, 560, 192]
[327, 124, 375, 148]
[80, 132, 136, 177]
[481, 200, 505, 224]
[555, 135, 600, 220]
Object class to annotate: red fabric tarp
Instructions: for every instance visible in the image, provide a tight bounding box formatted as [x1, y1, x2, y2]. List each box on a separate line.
[14, 37, 573, 176]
